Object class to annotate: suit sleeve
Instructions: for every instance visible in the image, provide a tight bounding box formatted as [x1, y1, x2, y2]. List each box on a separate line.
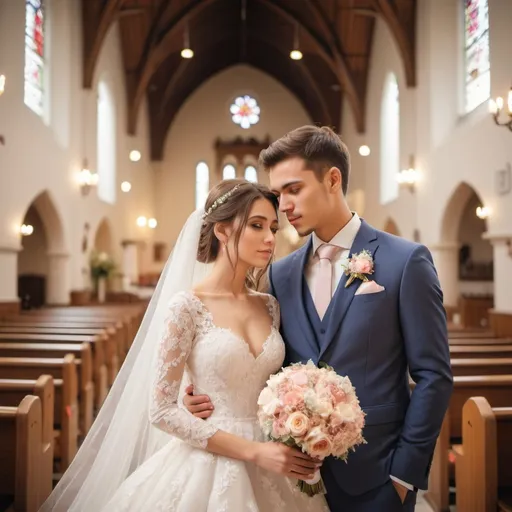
[390, 245, 453, 490]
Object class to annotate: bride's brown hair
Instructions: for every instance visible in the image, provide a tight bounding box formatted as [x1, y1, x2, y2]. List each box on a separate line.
[197, 178, 279, 290]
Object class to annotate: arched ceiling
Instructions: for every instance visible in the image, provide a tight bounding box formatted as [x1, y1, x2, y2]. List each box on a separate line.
[82, 0, 416, 160]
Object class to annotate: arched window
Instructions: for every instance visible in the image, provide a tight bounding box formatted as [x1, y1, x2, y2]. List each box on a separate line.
[195, 162, 209, 209]
[24, 0, 45, 116]
[222, 164, 236, 180]
[97, 81, 116, 204]
[380, 73, 400, 205]
[464, 0, 490, 113]
[244, 165, 258, 183]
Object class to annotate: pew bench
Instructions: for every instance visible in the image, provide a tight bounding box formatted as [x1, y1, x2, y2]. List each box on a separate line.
[451, 358, 512, 376]
[450, 344, 512, 359]
[454, 397, 512, 512]
[0, 355, 78, 470]
[0, 375, 54, 503]
[0, 395, 45, 512]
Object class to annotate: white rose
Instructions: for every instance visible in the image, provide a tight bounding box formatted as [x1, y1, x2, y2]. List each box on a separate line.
[262, 398, 281, 416]
[257, 387, 275, 406]
[336, 403, 357, 422]
[285, 412, 310, 437]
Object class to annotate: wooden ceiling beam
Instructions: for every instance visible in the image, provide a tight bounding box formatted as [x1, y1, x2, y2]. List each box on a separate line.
[127, 0, 217, 135]
[373, 0, 416, 87]
[258, 0, 365, 132]
[82, 0, 124, 89]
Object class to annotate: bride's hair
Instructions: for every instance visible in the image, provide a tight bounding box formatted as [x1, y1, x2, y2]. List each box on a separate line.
[197, 178, 278, 289]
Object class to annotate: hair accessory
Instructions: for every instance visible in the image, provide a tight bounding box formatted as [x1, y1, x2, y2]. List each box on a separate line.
[202, 184, 242, 219]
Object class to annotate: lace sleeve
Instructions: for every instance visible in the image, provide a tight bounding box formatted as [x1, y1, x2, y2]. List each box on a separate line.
[266, 294, 280, 330]
[148, 294, 218, 448]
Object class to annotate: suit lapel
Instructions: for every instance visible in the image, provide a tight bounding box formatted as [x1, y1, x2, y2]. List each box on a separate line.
[287, 238, 319, 356]
[319, 221, 380, 358]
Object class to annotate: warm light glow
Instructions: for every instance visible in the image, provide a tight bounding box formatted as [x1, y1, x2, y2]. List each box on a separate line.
[129, 150, 141, 162]
[476, 206, 490, 219]
[488, 99, 498, 114]
[397, 168, 420, 185]
[20, 224, 34, 236]
[508, 87, 512, 113]
[496, 96, 504, 110]
[121, 181, 132, 193]
[181, 48, 194, 59]
[148, 218, 158, 229]
[136, 216, 147, 227]
[290, 50, 303, 61]
[0, 75, 5, 96]
[358, 145, 371, 157]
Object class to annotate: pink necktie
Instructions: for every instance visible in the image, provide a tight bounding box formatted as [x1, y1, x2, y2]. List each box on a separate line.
[314, 244, 341, 320]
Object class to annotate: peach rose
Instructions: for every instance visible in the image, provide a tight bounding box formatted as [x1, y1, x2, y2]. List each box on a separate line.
[285, 411, 310, 437]
[304, 427, 332, 458]
[351, 257, 372, 274]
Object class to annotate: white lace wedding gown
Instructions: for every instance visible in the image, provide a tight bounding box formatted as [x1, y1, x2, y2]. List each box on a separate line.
[101, 291, 329, 511]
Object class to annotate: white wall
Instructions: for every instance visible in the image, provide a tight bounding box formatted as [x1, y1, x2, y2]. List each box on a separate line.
[341, 0, 512, 311]
[0, 0, 156, 302]
[156, 64, 311, 250]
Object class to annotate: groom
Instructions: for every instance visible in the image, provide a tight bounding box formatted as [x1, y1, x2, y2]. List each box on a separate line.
[186, 126, 453, 511]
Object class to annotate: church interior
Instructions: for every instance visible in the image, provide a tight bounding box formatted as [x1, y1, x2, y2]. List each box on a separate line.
[0, 0, 512, 510]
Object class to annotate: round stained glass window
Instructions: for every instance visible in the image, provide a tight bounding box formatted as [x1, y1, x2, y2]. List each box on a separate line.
[230, 95, 260, 129]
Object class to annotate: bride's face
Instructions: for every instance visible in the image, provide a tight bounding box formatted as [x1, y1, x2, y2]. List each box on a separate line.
[232, 198, 279, 269]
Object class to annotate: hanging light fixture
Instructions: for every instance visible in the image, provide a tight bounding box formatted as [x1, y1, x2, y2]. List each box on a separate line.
[181, 21, 194, 59]
[489, 85, 512, 131]
[397, 155, 420, 193]
[0, 75, 5, 96]
[290, 22, 303, 61]
[19, 224, 34, 236]
[78, 158, 98, 196]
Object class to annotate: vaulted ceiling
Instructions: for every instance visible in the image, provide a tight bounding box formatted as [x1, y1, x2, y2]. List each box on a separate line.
[82, 0, 416, 160]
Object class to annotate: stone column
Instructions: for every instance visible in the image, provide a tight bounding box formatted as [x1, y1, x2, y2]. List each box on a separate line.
[46, 252, 71, 305]
[429, 243, 460, 309]
[0, 245, 20, 303]
[484, 234, 512, 313]
[121, 240, 139, 288]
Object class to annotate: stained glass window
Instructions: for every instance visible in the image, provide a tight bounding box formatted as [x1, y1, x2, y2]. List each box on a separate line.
[244, 165, 258, 183]
[230, 95, 260, 129]
[464, 0, 490, 113]
[196, 162, 210, 209]
[24, 0, 45, 116]
[222, 164, 236, 180]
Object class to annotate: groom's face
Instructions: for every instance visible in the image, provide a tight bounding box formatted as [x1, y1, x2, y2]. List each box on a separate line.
[269, 157, 330, 237]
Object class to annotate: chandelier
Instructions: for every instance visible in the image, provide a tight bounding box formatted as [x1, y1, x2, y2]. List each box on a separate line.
[489, 86, 512, 131]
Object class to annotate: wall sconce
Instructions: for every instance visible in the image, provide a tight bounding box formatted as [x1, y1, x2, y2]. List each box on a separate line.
[489, 86, 512, 131]
[476, 206, 491, 219]
[148, 218, 157, 229]
[129, 150, 141, 162]
[20, 224, 34, 236]
[121, 181, 132, 192]
[0, 75, 5, 96]
[137, 216, 157, 228]
[397, 155, 419, 193]
[78, 159, 98, 196]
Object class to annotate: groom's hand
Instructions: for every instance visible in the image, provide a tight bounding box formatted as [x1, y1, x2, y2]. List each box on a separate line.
[183, 384, 214, 419]
[391, 480, 408, 504]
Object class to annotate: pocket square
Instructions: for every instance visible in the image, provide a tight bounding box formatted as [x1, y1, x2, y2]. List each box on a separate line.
[355, 280, 385, 296]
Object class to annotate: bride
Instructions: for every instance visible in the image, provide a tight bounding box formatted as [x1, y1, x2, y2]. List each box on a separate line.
[41, 179, 328, 511]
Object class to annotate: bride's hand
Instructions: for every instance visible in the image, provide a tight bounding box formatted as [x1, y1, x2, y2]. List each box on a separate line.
[251, 442, 321, 480]
[183, 385, 214, 419]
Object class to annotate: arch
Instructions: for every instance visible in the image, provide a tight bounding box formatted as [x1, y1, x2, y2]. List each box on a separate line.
[93, 217, 114, 255]
[383, 218, 401, 237]
[440, 181, 485, 244]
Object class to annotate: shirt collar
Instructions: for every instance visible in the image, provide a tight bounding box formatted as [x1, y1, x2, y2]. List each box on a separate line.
[312, 212, 361, 255]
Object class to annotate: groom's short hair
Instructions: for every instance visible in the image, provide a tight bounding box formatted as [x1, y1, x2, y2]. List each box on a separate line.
[259, 125, 351, 195]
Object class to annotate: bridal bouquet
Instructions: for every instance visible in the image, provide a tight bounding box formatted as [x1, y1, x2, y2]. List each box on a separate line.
[257, 360, 366, 496]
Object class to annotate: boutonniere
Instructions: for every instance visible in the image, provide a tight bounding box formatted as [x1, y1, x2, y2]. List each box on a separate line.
[341, 249, 374, 288]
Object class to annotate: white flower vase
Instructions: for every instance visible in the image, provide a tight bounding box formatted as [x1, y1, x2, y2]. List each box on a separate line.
[97, 277, 107, 303]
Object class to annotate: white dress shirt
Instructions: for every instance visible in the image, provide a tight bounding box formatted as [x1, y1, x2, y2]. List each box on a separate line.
[304, 212, 414, 493]
[305, 212, 361, 297]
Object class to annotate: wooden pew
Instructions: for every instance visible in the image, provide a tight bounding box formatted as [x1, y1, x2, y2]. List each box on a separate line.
[449, 331, 496, 339]
[455, 397, 512, 512]
[0, 376, 54, 503]
[0, 355, 78, 470]
[0, 343, 94, 432]
[449, 337, 512, 345]
[0, 333, 105, 409]
[426, 375, 512, 512]
[451, 358, 512, 376]
[0, 395, 44, 512]
[0, 324, 118, 385]
[450, 345, 512, 359]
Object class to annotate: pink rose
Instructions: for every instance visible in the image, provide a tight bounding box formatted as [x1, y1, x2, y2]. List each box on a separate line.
[283, 390, 303, 406]
[351, 258, 372, 274]
[304, 427, 332, 458]
[290, 371, 309, 386]
[285, 411, 310, 437]
[272, 418, 290, 437]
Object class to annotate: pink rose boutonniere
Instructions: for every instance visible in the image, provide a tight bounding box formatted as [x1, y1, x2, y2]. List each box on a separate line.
[342, 249, 374, 288]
